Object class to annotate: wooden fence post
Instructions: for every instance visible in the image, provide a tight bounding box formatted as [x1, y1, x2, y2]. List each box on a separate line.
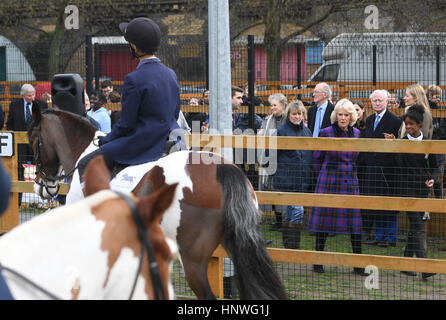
[207, 255, 223, 298]
[1, 135, 19, 233]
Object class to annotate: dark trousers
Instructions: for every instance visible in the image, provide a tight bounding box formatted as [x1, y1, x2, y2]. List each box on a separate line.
[77, 149, 117, 183]
[404, 211, 426, 258]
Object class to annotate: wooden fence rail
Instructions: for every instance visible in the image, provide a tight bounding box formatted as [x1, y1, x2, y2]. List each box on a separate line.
[3, 132, 446, 298]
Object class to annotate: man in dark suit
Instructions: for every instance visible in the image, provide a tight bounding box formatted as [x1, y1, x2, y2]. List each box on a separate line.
[307, 82, 335, 137]
[77, 17, 182, 182]
[307, 83, 335, 194]
[362, 89, 402, 247]
[6, 84, 48, 205]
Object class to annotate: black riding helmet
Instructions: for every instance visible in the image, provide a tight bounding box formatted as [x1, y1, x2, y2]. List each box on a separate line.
[119, 17, 161, 53]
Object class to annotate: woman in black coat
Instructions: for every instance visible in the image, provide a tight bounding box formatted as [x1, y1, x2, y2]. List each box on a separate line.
[394, 104, 442, 280]
[275, 100, 312, 249]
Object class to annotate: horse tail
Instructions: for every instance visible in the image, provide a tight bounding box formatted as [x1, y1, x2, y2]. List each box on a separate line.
[216, 164, 287, 300]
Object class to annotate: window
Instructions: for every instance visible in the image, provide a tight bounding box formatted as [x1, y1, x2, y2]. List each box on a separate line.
[312, 64, 340, 82]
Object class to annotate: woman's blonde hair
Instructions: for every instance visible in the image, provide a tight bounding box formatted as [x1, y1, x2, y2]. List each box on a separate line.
[406, 84, 430, 112]
[285, 100, 306, 121]
[268, 93, 288, 108]
[330, 98, 358, 126]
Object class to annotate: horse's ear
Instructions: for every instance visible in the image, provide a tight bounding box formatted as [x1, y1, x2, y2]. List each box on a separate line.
[32, 104, 42, 124]
[83, 156, 111, 196]
[138, 183, 178, 226]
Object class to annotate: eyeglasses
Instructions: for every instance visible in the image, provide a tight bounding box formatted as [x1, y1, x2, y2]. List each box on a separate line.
[371, 99, 385, 103]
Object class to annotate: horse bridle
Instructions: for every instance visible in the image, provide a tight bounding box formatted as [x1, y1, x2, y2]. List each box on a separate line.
[0, 191, 167, 300]
[32, 122, 76, 198]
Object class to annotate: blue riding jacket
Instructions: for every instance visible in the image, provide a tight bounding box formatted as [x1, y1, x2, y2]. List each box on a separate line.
[100, 58, 181, 165]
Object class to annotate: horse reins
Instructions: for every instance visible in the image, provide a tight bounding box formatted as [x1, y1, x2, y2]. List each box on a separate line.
[0, 191, 167, 300]
[115, 191, 167, 300]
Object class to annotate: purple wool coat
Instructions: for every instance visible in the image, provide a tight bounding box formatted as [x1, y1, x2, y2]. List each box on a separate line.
[307, 124, 361, 234]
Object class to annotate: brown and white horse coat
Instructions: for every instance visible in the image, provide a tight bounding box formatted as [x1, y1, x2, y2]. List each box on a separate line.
[0, 158, 177, 300]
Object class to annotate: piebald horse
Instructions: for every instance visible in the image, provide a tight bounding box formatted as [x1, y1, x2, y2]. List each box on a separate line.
[0, 156, 177, 300]
[27, 107, 287, 300]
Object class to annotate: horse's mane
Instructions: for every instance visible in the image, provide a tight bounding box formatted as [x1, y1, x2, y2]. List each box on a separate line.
[28, 109, 98, 160]
[40, 109, 97, 137]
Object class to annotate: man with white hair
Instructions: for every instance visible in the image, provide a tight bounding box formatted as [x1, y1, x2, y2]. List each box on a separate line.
[6, 84, 48, 132]
[6, 84, 48, 205]
[361, 89, 402, 247]
[308, 82, 335, 137]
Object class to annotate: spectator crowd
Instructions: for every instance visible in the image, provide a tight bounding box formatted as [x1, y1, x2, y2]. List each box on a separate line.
[0, 80, 444, 280]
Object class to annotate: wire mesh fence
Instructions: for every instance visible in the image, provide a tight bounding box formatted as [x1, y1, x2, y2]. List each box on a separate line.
[2, 10, 446, 300]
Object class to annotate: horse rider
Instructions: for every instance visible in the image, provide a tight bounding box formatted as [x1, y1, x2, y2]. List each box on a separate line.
[77, 17, 184, 183]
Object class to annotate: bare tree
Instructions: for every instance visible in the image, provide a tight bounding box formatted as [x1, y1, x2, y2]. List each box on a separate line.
[0, 0, 185, 80]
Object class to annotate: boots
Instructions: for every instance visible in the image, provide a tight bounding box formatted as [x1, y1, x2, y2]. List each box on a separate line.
[313, 232, 328, 273]
[401, 232, 417, 276]
[351, 234, 369, 276]
[313, 264, 325, 273]
[269, 211, 283, 231]
[413, 230, 436, 280]
[282, 222, 301, 249]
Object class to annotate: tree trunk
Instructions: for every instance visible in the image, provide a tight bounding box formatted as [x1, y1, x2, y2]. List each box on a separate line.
[48, 10, 67, 80]
[264, 0, 283, 81]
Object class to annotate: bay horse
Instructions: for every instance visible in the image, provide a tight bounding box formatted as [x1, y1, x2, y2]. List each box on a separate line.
[0, 156, 177, 300]
[27, 107, 287, 300]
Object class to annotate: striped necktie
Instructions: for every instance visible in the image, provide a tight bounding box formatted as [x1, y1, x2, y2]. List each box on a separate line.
[25, 103, 32, 125]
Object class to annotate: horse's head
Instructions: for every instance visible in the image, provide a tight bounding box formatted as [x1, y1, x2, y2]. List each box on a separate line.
[28, 106, 97, 200]
[28, 105, 63, 199]
[83, 156, 178, 299]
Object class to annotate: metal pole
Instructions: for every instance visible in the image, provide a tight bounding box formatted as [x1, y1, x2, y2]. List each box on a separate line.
[205, 42, 209, 90]
[94, 43, 100, 92]
[208, 0, 232, 161]
[85, 35, 93, 96]
[372, 45, 377, 86]
[297, 43, 302, 100]
[247, 35, 255, 130]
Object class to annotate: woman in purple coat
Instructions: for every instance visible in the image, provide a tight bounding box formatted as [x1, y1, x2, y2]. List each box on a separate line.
[307, 99, 367, 276]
